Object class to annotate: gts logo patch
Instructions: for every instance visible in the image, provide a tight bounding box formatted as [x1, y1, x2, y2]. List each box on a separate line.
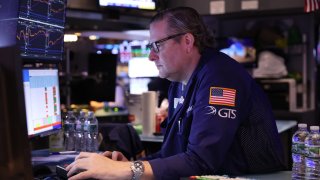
[206, 106, 236, 119]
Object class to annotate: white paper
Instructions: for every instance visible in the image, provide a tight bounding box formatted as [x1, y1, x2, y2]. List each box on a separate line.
[210, 0, 225, 14]
[241, 0, 258, 10]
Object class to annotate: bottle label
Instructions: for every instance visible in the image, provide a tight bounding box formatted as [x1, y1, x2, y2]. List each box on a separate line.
[64, 123, 74, 131]
[49, 130, 64, 152]
[87, 124, 97, 132]
[306, 157, 319, 168]
[292, 142, 306, 154]
[84, 124, 97, 132]
[306, 145, 320, 158]
[292, 153, 304, 163]
[75, 124, 83, 131]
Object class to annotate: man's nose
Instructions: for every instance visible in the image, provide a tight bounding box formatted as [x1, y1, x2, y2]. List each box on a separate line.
[148, 49, 159, 61]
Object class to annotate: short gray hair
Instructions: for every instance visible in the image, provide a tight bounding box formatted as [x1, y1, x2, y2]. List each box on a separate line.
[150, 7, 215, 53]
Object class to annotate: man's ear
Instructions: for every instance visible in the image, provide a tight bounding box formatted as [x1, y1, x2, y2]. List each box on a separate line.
[184, 33, 195, 53]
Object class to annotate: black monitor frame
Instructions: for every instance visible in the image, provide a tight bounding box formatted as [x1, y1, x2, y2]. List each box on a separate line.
[0, 45, 33, 179]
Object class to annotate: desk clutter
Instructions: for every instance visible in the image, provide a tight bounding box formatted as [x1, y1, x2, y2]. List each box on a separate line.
[189, 175, 249, 180]
[291, 123, 320, 179]
[62, 110, 100, 152]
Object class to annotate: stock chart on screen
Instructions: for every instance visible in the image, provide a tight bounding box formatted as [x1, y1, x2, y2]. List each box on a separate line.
[17, 0, 66, 60]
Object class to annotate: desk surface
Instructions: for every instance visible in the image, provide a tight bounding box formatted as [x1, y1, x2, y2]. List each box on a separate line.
[31, 149, 78, 166]
[240, 171, 291, 179]
[140, 120, 297, 142]
[95, 109, 128, 117]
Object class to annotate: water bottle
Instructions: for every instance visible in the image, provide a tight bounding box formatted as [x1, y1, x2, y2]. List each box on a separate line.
[292, 123, 309, 179]
[64, 111, 76, 151]
[305, 126, 320, 179]
[74, 111, 86, 152]
[84, 111, 99, 152]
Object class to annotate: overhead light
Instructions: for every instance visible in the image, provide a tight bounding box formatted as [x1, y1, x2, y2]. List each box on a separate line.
[64, 34, 78, 42]
[89, 35, 99, 40]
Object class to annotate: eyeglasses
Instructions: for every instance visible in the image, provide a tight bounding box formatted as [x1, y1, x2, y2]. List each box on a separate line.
[147, 32, 186, 53]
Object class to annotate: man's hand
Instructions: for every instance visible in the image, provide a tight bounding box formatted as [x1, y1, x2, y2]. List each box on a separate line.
[102, 150, 129, 161]
[65, 152, 131, 180]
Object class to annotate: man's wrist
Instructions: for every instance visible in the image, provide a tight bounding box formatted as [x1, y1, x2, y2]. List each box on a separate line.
[130, 161, 144, 180]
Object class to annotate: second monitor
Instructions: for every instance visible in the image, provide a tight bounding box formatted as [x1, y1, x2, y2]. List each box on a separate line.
[23, 68, 62, 137]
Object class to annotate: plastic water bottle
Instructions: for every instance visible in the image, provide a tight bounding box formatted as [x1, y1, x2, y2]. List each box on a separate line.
[305, 126, 320, 179]
[64, 111, 76, 151]
[292, 123, 309, 179]
[84, 111, 99, 152]
[74, 111, 86, 152]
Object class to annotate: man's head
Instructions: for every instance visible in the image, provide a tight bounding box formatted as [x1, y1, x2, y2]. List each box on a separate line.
[150, 7, 215, 53]
[148, 7, 214, 83]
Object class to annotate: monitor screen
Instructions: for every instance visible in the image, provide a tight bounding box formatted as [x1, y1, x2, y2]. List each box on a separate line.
[69, 76, 116, 104]
[99, 0, 156, 10]
[88, 53, 117, 76]
[68, 53, 117, 104]
[23, 68, 62, 137]
[130, 77, 151, 94]
[128, 57, 159, 78]
[17, 0, 66, 61]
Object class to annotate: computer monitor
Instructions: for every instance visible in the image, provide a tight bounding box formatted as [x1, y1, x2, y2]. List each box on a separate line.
[67, 52, 117, 104]
[88, 52, 117, 76]
[22, 68, 62, 137]
[17, 0, 66, 61]
[69, 76, 116, 104]
[99, 0, 156, 10]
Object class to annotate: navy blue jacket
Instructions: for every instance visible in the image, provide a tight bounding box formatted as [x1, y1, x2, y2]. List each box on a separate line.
[146, 49, 285, 179]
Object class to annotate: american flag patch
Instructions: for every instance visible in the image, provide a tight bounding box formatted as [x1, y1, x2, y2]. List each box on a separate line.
[209, 87, 236, 107]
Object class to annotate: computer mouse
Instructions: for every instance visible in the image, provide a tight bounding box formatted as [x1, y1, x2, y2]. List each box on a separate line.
[56, 165, 68, 179]
[56, 165, 82, 179]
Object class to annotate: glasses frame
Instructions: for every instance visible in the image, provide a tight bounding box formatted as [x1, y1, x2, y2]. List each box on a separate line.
[147, 32, 186, 53]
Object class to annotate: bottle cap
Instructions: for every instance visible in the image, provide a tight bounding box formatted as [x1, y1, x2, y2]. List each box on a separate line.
[88, 111, 94, 116]
[298, 123, 307, 128]
[79, 111, 86, 116]
[310, 126, 319, 131]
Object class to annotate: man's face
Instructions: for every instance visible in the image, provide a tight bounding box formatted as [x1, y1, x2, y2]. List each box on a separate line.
[148, 20, 186, 82]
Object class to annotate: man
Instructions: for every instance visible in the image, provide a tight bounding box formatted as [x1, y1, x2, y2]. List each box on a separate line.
[66, 7, 285, 180]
